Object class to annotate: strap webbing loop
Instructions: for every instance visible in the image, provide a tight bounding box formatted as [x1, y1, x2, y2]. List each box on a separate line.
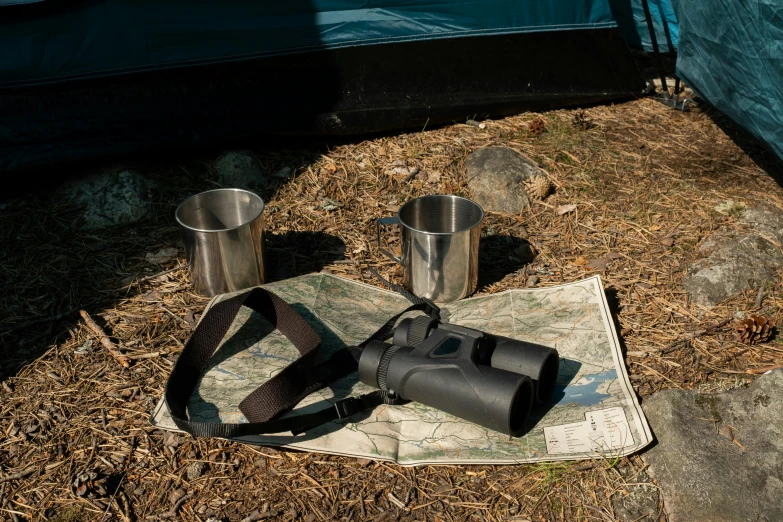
[164, 281, 436, 439]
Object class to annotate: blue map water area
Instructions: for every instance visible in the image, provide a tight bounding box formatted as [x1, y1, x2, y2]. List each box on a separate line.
[556, 369, 616, 406]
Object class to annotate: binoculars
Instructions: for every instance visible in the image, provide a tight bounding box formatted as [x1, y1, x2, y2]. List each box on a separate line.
[358, 316, 559, 436]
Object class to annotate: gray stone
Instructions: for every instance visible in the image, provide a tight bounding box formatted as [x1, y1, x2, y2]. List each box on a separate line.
[683, 233, 783, 306]
[642, 369, 783, 522]
[612, 470, 661, 521]
[466, 147, 543, 213]
[63, 170, 152, 230]
[684, 205, 783, 306]
[740, 206, 783, 243]
[274, 166, 293, 180]
[187, 461, 206, 481]
[215, 151, 266, 190]
[145, 247, 180, 265]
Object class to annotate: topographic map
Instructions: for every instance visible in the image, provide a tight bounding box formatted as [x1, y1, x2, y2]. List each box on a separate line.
[152, 273, 652, 465]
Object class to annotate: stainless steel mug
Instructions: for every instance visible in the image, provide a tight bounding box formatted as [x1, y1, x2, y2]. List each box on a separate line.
[176, 188, 266, 296]
[377, 195, 484, 303]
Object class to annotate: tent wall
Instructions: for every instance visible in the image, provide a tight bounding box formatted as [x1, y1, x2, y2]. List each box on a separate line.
[674, 0, 783, 161]
[0, 29, 645, 173]
[2, 0, 619, 87]
[609, 0, 678, 52]
[0, 0, 645, 173]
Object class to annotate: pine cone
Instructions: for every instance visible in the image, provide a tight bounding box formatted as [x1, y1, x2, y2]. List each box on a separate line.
[734, 314, 773, 345]
[572, 109, 594, 130]
[528, 117, 547, 135]
[73, 470, 107, 498]
[524, 175, 554, 200]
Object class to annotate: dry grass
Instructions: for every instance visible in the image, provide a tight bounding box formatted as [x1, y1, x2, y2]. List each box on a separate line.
[1, 95, 782, 521]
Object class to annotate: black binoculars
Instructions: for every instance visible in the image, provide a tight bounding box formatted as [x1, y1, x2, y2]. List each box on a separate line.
[358, 316, 559, 436]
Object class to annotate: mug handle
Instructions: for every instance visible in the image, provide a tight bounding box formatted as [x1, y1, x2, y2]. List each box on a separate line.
[376, 216, 403, 264]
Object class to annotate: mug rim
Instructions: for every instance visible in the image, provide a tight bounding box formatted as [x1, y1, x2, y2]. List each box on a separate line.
[397, 194, 485, 236]
[176, 188, 265, 233]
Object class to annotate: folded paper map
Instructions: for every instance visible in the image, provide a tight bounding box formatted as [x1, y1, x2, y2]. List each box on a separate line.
[152, 273, 652, 465]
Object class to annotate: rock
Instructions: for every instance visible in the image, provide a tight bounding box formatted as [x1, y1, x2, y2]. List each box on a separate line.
[145, 247, 180, 265]
[684, 205, 783, 306]
[682, 233, 783, 306]
[215, 151, 266, 191]
[63, 170, 152, 230]
[713, 200, 745, 216]
[466, 147, 544, 213]
[320, 198, 340, 211]
[642, 369, 783, 522]
[612, 470, 661, 521]
[187, 461, 206, 481]
[274, 166, 292, 180]
[740, 206, 783, 242]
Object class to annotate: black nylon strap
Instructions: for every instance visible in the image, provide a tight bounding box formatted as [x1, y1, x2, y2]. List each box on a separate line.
[164, 269, 440, 438]
[166, 287, 351, 437]
[164, 286, 430, 438]
[365, 267, 440, 320]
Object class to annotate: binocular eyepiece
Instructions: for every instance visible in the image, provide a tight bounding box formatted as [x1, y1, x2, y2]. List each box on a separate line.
[358, 316, 559, 436]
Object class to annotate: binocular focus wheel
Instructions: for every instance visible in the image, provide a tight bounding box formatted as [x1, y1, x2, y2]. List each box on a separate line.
[394, 316, 436, 347]
[377, 345, 401, 391]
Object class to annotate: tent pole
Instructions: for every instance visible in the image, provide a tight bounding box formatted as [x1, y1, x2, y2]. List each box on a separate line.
[640, 0, 668, 94]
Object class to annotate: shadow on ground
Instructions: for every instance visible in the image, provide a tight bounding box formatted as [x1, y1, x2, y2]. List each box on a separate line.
[478, 234, 537, 289]
[0, 152, 342, 381]
[704, 106, 783, 183]
[266, 231, 346, 282]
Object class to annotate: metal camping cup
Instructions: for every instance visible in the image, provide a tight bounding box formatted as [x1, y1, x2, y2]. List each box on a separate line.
[377, 195, 484, 302]
[176, 188, 266, 297]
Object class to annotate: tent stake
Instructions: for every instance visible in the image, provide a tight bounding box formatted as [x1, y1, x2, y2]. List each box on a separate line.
[641, 0, 688, 111]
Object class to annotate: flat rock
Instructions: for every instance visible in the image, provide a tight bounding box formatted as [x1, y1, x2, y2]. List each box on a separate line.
[466, 147, 542, 213]
[63, 170, 152, 230]
[683, 231, 783, 306]
[215, 151, 266, 191]
[683, 205, 783, 306]
[642, 369, 783, 522]
[740, 206, 783, 242]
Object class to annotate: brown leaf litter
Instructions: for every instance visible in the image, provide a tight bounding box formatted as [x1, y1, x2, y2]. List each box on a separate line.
[1, 97, 782, 521]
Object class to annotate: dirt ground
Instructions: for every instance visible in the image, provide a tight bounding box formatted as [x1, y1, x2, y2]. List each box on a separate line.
[2, 90, 783, 522]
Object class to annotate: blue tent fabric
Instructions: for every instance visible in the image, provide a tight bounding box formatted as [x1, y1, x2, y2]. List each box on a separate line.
[1, 0, 619, 88]
[609, 0, 678, 52]
[674, 0, 783, 161]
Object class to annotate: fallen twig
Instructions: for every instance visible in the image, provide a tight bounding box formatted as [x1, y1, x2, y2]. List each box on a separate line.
[660, 318, 732, 354]
[748, 365, 783, 375]
[754, 285, 767, 309]
[79, 310, 130, 368]
[388, 493, 408, 511]
[120, 266, 183, 290]
[402, 166, 420, 182]
[158, 494, 191, 519]
[573, 461, 597, 472]
[0, 468, 35, 484]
